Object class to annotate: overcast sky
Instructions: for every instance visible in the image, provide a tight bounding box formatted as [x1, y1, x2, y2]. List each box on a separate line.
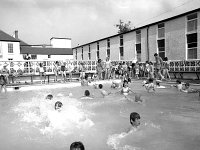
[0, 0, 196, 47]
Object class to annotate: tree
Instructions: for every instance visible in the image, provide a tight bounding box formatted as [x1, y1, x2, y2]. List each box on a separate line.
[115, 19, 132, 34]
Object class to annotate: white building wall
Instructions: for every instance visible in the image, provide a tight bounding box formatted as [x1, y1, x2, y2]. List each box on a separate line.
[0, 41, 22, 61]
[36, 55, 73, 61]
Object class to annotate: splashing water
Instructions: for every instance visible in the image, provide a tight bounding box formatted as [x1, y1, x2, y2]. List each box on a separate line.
[12, 95, 94, 136]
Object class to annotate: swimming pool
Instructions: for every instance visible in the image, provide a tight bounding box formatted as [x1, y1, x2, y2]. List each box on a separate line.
[1, 80, 200, 150]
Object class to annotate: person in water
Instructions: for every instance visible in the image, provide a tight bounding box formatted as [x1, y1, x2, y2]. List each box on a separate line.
[120, 80, 134, 96]
[70, 141, 85, 150]
[111, 81, 121, 89]
[45, 94, 53, 100]
[0, 75, 7, 93]
[99, 84, 111, 97]
[80, 90, 94, 99]
[54, 101, 63, 112]
[130, 112, 141, 127]
[143, 78, 155, 92]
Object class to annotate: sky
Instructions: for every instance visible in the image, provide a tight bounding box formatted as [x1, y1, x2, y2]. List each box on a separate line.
[0, 0, 197, 47]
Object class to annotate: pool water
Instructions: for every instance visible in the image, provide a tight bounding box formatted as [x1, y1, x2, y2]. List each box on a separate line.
[0, 80, 200, 150]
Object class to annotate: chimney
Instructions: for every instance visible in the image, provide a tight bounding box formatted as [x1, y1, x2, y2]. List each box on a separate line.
[14, 30, 18, 39]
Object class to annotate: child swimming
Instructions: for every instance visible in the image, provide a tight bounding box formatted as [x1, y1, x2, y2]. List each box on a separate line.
[180, 82, 200, 95]
[120, 80, 134, 96]
[70, 141, 85, 150]
[143, 78, 155, 92]
[111, 81, 121, 89]
[80, 90, 94, 99]
[81, 74, 89, 86]
[55, 101, 63, 112]
[45, 94, 53, 100]
[99, 84, 111, 97]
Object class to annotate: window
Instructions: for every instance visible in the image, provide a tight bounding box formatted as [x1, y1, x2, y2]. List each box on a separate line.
[158, 23, 165, 38]
[187, 33, 197, 59]
[81, 47, 84, 60]
[157, 23, 165, 59]
[97, 42, 99, 59]
[75, 49, 77, 60]
[107, 39, 110, 58]
[157, 39, 165, 59]
[119, 35, 124, 60]
[120, 35, 123, 46]
[186, 13, 198, 59]
[88, 45, 91, 60]
[119, 47, 124, 60]
[136, 30, 141, 44]
[187, 13, 197, 32]
[31, 55, 37, 59]
[8, 43, 13, 53]
[136, 30, 141, 62]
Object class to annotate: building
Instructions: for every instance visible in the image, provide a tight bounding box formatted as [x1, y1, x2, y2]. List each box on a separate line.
[0, 30, 21, 61]
[0, 30, 73, 61]
[72, 1, 200, 62]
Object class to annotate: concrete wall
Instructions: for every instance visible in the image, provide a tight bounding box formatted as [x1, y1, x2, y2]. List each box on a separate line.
[123, 32, 136, 60]
[110, 36, 119, 60]
[165, 16, 186, 61]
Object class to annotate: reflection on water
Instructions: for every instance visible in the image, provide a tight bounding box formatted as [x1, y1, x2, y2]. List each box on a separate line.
[1, 80, 200, 150]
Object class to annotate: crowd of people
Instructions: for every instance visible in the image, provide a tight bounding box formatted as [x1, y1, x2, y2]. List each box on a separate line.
[94, 53, 171, 81]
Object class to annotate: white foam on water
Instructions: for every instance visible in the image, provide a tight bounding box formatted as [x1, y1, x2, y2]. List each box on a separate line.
[12, 95, 94, 136]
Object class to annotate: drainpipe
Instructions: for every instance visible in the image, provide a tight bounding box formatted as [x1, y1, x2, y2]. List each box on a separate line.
[146, 26, 150, 61]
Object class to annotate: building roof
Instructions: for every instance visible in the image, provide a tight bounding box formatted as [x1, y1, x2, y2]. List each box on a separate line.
[73, 0, 200, 49]
[50, 37, 72, 40]
[0, 30, 20, 42]
[20, 46, 73, 55]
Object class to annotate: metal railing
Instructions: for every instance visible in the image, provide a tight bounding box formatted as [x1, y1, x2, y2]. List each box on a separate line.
[0, 59, 200, 76]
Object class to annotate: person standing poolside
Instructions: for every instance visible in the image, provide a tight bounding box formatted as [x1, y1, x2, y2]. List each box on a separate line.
[70, 141, 85, 150]
[53, 61, 59, 82]
[67, 61, 74, 82]
[105, 57, 111, 79]
[39, 63, 46, 84]
[79, 62, 86, 80]
[163, 57, 171, 80]
[154, 53, 164, 80]
[96, 59, 103, 80]
[0, 75, 7, 93]
[148, 61, 154, 79]
[1, 64, 9, 84]
[60, 62, 67, 82]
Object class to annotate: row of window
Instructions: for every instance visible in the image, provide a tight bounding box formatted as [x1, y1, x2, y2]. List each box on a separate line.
[75, 12, 198, 60]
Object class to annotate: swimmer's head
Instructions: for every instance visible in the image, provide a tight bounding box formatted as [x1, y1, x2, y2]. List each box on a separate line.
[185, 82, 190, 88]
[176, 80, 181, 84]
[55, 101, 63, 111]
[156, 81, 160, 86]
[99, 84, 103, 89]
[46, 94, 53, 100]
[84, 90, 90, 96]
[130, 112, 140, 127]
[123, 80, 128, 87]
[70, 141, 85, 150]
[148, 78, 154, 83]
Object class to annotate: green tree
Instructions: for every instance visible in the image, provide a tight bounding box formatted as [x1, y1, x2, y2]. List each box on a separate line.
[115, 19, 132, 34]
